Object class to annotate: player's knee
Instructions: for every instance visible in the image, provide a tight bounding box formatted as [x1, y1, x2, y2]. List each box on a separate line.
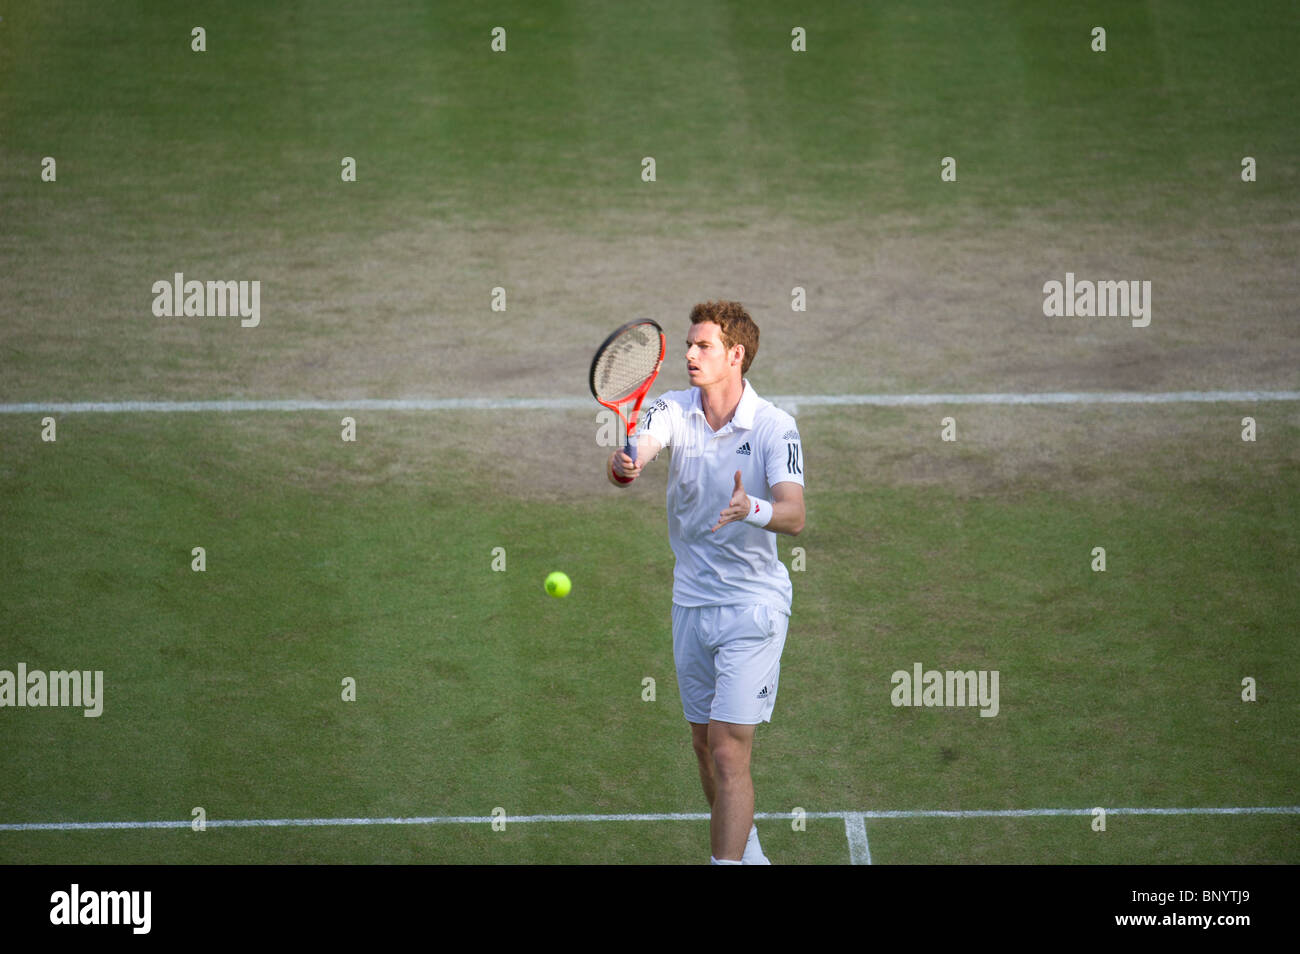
[690, 728, 711, 761]
[711, 753, 750, 785]
[708, 739, 751, 782]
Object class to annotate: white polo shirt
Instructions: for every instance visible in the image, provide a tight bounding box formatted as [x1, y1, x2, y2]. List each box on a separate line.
[639, 379, 805, 614]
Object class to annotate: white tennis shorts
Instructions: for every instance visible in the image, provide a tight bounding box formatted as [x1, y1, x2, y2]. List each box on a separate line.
[671, 603, 790, 725]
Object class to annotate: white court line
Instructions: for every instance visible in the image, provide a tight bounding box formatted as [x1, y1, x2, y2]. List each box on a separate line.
[775, 390, 1300, 407]
[1, 391, 1298, 414]
[7, 806, 1295, 864]
[3, 805, 1295, 832]
[844, 813, 872, 865]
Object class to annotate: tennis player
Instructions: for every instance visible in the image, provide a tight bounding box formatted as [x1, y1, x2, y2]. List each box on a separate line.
[605, 300, 805, 865]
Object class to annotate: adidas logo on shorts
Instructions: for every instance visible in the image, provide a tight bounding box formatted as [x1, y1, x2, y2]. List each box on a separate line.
[756, 685, 769, 699]
[736, 442, 752, 455]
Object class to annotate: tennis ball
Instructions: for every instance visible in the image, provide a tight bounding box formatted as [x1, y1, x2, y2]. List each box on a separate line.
[544, 571, 571, 598]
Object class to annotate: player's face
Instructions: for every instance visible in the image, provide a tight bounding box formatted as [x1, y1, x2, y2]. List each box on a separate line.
[686, 322, 739, 387]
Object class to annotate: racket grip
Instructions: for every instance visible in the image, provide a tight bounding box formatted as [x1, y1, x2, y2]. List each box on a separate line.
[624, 434, 638, 464]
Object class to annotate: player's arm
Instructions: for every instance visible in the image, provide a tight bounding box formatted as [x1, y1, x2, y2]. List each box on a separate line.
[710, 474, 805, 534]
[607, 433, 663, 487]
[767, 481, 805, 536]
[607, 396, 672, 487]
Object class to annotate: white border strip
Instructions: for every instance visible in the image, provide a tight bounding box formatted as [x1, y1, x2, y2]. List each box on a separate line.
[2, 391, 1298, 414]
[3, 805, 1295, 832]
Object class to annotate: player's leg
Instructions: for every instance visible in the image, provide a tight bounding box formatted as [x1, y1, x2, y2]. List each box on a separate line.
[690, 721, 715, 807]
[695, 719, 766, 862]
[673, 605, 719, 811]
[707, 718, 756, 860]
[707, 604, 789, 863]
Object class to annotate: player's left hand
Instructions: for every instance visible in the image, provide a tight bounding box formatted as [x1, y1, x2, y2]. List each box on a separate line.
[710, 470, 751, 532]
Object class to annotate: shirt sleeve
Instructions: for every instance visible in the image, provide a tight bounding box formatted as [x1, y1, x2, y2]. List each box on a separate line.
[639, 394, 675, 452]
[763, 412, 805, 489]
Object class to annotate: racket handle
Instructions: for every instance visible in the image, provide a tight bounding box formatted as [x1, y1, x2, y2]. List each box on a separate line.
[624, 434, 638, 464]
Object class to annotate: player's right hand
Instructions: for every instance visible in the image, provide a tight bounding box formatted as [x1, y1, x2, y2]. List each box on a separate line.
[610, 449, 643, 483]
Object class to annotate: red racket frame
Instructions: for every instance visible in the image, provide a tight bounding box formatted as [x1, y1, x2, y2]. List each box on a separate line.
[589, 319, 666, 467]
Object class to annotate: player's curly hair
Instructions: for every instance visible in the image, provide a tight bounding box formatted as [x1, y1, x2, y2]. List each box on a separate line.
[689, 300, 759, 375]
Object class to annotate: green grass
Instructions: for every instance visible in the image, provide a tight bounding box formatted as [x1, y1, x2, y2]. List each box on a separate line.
[2, 1, 1297, 240]
[1, 408, 1296, 863]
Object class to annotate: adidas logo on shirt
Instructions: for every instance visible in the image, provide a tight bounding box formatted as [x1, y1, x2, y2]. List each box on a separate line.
[756, 685, 769, 699]
[736, 442, 752, 455]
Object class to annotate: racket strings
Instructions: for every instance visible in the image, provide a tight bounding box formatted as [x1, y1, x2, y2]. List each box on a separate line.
[593, 328, 661, 403]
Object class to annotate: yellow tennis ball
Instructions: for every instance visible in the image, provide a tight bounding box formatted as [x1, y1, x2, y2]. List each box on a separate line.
[545, 571, 571, 598]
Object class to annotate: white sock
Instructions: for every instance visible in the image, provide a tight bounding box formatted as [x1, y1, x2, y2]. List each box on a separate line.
[742, 824, 771, 865]
[710, 856, 742, 865]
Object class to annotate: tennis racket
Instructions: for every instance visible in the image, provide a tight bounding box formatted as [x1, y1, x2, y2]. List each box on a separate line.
[589, 318, 666, 464]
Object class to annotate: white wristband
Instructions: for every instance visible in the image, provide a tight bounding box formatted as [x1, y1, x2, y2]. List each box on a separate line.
[743, 495, 774, 528]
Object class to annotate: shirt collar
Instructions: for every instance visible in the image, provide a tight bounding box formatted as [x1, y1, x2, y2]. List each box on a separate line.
[689, 379, 758, 430]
